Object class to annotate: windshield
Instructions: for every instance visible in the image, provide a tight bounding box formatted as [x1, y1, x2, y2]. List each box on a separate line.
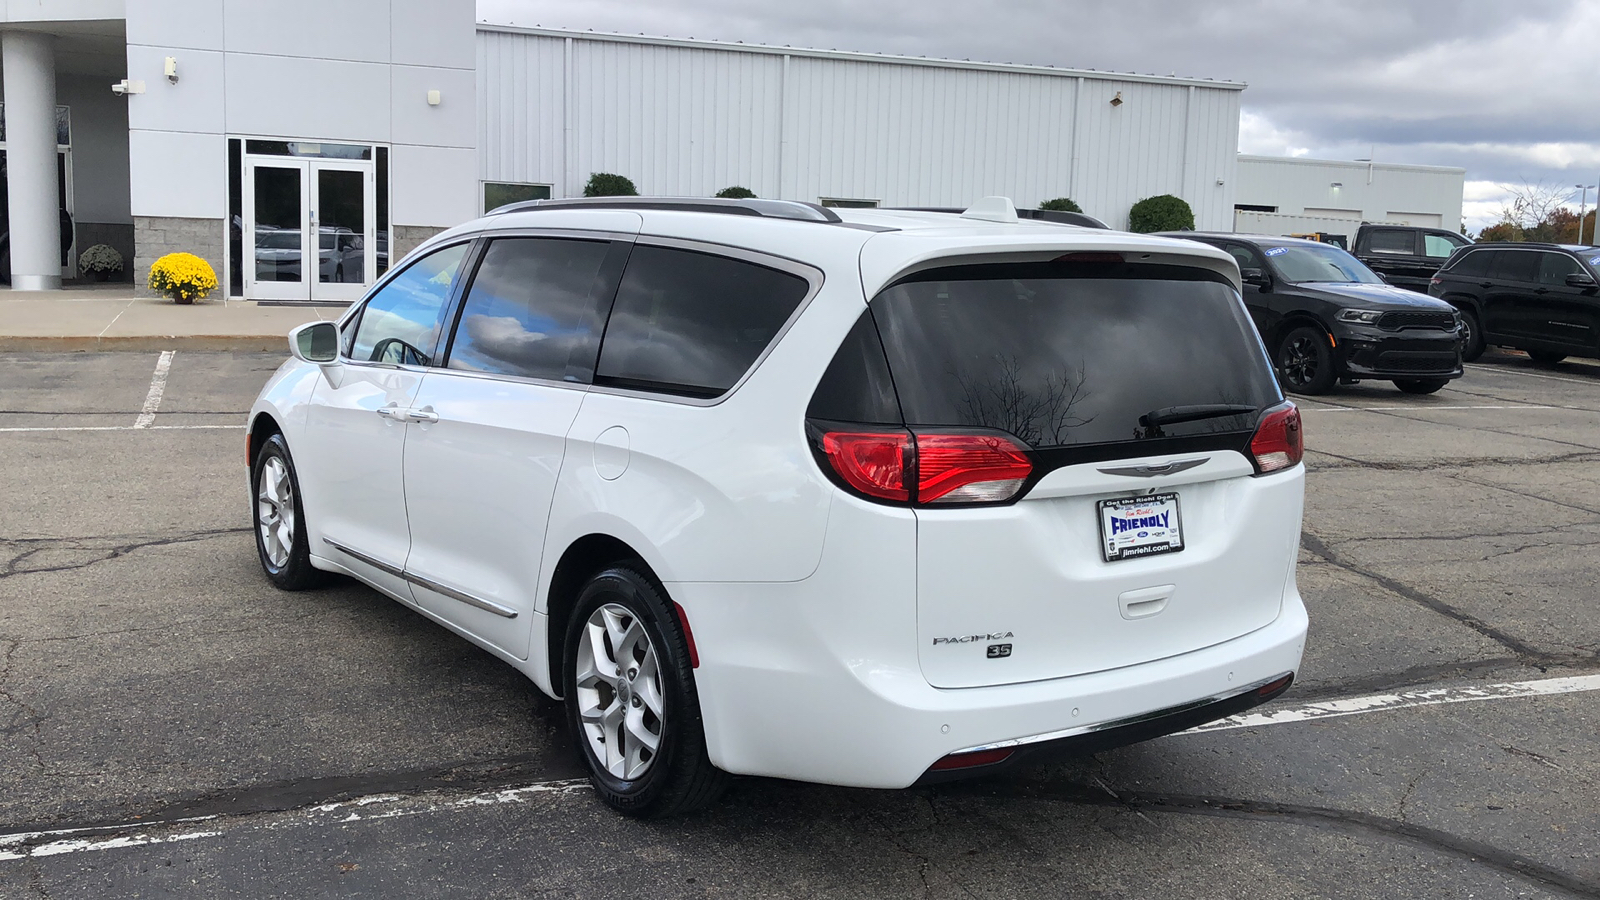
[870, 263, 1282, 449]
[1265, 244, 1384, 284]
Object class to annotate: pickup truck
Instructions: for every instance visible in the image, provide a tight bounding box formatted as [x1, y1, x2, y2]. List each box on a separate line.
[1349, 224, 1472, 293]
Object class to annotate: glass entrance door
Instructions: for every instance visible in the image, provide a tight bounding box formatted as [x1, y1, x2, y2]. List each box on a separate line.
[242, 151, 375, 302]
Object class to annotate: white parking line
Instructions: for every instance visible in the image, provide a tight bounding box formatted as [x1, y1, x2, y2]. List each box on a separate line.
[1183, 672, 1600, 734]
[1468, 364, 1600, 386]
[0, 424, 241, 433]
[2, 673, 1596, 861]
[132, 350, 175, 429]
[1300, 405, 1558, 413]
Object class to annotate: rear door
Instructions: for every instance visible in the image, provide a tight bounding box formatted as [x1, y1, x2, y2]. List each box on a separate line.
[400, 233, 629, 658]
[1482, 249, 1543, 341]
[867, 260, 1298, 689]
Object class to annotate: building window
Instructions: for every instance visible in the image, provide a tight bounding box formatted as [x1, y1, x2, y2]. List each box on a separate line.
[1234, 204, 1277, 213]
[244, 139, 372, 160]
[483, 182, 553, 214]
[819, 197, 880, 209]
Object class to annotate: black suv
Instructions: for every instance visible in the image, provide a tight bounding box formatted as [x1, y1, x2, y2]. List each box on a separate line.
[1427, 243, 1600, 364]
[1165, 233, 1464, 394]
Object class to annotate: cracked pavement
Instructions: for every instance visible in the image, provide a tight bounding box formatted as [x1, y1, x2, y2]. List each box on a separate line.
[2, 349, 1599, 898]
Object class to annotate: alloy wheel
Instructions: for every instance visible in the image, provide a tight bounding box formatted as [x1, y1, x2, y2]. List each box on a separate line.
[256, 456, 296, 568]
[1280, 335, 1320, 388]
[575, 603, 664, 780]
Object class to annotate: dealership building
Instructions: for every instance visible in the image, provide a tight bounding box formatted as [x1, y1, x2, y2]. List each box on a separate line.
[4, 0, 1254, 301]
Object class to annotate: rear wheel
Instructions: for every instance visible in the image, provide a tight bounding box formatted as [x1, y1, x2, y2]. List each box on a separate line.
[1275, 326, 1336, 395]
[1393, 379, 1448, 395]
[1457, 308, 1486, 362]
[1527, 350, 1567, 365]
[251, 434, 325, 590]
[563, 567, 728, 817]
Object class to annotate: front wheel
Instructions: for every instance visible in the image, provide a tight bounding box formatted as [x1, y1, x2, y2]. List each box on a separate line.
[1393, 379, 1448, 395]
[563, 567, 728, 817]
[1527, 350, 1567, 365]
[1275, 326, 1336, 395]
[251, 433, 326, 590]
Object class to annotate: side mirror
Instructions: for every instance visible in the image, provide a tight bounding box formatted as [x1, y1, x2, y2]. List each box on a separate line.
[289, 320, 340, 364]
[1566, 273, 1597, 288]
[1241, 268, 1270, 287]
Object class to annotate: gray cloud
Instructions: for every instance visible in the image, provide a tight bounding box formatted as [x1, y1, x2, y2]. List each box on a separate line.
[479, 0, 1600, 227]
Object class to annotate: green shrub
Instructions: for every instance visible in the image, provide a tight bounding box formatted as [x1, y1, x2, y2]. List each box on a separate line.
[79, 243, 123, 273]
[583, 173, 638, 197]
[715, 186, 757, 199]
[1128, 194, 1195, 233]
[1039, 197, 1082, 213]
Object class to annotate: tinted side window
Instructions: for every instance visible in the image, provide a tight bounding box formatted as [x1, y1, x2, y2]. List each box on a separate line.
[1538, 252, 1582, 286]
[1446, 249, 1493, 277]
[1424, 234, 1465, 259]
[596, 245, 811, 398]
[1224, 242, 1266, 271]
[446, 237, 613, 381]
[350, 242, 470, 365]
[1489, 251, 1540, 283]
[1366, 230, 1416, 255]
[807, 310, 902, 424]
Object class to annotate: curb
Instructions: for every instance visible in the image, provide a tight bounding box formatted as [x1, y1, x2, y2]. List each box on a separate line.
[0, 335, 291, 353]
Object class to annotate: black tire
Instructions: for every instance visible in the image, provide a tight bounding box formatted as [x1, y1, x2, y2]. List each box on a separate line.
[563, 566, 728, 818]
[1275, 325, 1337, 395]
[1457, 308, 1486, 362]
[1527, 350, 1567, 365]
[250, 433, 326, 590]
[1393, 379, 1448, 395]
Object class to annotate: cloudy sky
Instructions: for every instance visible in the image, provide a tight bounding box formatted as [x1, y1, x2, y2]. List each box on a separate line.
[477, 0, 1600, 231]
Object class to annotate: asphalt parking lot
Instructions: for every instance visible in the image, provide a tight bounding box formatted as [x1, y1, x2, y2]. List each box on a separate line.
[2, 348, 1599, 898]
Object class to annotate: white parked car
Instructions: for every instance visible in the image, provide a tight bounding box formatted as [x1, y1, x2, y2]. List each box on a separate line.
[248, 197, 1308, 817]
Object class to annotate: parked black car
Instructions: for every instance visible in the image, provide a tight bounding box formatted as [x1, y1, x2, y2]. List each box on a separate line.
[1164, 233, 1464, 395]
[1427, 242, 1600, 364]
[1351, 223, 1472, 293]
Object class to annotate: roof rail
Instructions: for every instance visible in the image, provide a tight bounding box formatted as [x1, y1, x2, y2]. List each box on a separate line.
[487, 196, 842, 223]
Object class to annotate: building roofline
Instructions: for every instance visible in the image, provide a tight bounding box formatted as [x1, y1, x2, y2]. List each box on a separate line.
[1237, 154, 1466, 176]
[474, 22, 1248, 91]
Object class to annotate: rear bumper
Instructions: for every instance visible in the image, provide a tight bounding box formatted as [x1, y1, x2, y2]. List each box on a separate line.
[679, 576, 1309, 789]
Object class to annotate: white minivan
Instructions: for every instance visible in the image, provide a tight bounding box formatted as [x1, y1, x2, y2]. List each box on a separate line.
[248, 197, 1307, 816]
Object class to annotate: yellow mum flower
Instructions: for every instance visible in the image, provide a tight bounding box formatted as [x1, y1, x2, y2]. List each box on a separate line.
[148, 252, 219, 302]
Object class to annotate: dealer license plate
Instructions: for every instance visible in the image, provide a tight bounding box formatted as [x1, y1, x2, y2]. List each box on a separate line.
[1098, 492, 1184, 562]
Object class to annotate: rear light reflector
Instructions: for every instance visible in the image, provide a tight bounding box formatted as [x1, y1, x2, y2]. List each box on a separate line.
[917, 433, 1033, 503]
[1255, 673, 1294, 697]
[1250, 403, 1303, 473]
[821, 431, 912, 502]
[928, 748, 1015, 771]
[674, 602, 700, 669]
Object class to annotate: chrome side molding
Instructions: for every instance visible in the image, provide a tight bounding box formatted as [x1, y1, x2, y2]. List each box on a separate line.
[323, 538, 519, 619]
[1097, 457, 1210, 478]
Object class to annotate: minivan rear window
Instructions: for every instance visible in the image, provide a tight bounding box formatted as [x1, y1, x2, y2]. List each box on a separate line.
[870, 262, 1281, 449]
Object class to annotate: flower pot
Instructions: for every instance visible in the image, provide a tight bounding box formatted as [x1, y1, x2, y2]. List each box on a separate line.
[90, 269, 111, 283]
[174, 295, 194, 305]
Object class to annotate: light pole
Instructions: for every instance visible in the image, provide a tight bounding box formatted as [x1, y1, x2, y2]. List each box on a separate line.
[1579, 184, 1597, 246]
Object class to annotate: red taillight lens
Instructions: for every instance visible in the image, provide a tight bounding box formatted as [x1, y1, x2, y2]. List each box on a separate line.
[928, 748, 1015, 771]
[821, 431, 912, 501]
[1250, 403, 1303, 473]
[916, 433, 1033, 503]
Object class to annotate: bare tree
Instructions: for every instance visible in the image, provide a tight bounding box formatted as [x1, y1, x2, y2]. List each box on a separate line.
[1487, 180, 1576, 242]
[954, 356, 1095, 446]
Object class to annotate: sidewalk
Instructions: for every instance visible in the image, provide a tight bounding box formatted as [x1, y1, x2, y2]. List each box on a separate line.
[0, 285, 336, 351]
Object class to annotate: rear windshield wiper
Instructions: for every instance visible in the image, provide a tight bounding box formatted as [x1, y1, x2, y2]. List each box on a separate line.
[1139, 404, 1259, 429]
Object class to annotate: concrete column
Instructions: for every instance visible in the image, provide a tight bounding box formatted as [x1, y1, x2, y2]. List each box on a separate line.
[2, 31, 61, 291]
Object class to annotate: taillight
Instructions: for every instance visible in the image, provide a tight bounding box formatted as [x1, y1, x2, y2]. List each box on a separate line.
[816, 427, 1034, 505]
[821, 431, 912, 502]
[916, 433, 1033, 503]
[1250, 403, 1303, 474]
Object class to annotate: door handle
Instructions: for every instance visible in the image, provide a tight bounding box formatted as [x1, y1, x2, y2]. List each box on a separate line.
[405, 406, 439, 424]
[1479, 282, 1493, 288]
[1534, 287, 1550, 294]
[375, 405, 407, 421]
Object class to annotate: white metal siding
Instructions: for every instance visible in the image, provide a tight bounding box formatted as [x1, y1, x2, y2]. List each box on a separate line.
[477, 28, 1243, 230]
[1235, 155, 1465, 233]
